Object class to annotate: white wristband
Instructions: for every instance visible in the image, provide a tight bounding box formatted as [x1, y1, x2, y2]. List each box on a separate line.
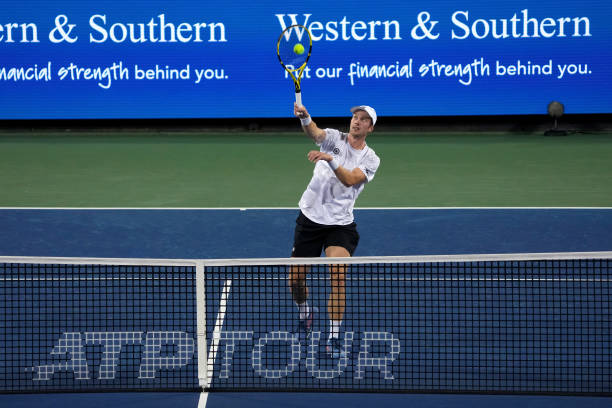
[300, 116, 312, 126]
[328, 158, 340, 171]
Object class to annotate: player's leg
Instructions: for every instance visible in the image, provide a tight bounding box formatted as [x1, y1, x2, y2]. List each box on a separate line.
[288, 264, 309, 312]
[289, 212, 324, 332]
[324, 245, 349, 357]
[325, 245, 349, 333]
[323, 222, 358, 357]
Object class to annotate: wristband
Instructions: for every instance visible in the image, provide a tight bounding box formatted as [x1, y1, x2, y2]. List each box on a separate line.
[328, 158, 340, 171]
[300, 116, 312, 126]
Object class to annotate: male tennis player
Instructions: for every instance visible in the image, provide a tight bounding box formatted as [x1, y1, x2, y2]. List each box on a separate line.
[289, 102, 380, 358]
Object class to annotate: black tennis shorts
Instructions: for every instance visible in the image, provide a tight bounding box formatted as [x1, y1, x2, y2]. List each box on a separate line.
[291, 211, 360, 257]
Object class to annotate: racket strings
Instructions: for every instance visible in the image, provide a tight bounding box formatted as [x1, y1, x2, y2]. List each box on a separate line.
[277, 26, 311, 72]
[278, 44, 309, 71]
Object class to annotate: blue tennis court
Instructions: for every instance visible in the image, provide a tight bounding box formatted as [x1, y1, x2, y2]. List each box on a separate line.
[1, 208, 612, 407]
[2, 208, 612, 258]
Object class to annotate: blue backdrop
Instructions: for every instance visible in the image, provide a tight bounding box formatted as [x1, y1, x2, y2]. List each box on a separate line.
[1, 1, 610, 119]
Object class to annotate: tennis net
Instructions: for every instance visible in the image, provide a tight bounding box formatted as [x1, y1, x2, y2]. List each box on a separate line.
[0, 253, 610, 394]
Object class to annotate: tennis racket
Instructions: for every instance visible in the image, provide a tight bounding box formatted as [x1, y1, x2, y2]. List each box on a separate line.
[277, 24, 312, 107]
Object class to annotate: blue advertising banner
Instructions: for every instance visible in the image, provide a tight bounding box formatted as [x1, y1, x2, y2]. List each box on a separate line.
[0, 1, 610, 119]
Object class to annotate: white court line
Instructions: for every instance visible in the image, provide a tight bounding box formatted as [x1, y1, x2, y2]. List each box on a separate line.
[206, 279, 232, 387]
[198, 278, 231, 408]
[1, 207, 612, 210]
[198, 391, 209, 408]
[195, 261, 208, 408]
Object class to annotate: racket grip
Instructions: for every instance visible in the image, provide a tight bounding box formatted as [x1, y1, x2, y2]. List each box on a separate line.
[295, 92, 302, 107]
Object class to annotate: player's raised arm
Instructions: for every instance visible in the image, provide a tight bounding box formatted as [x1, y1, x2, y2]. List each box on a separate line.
[294, 102, 326, 144]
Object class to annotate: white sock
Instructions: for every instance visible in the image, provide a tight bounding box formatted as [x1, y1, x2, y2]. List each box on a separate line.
[296, 301, 310, 320]
[329, 320, 342, 339]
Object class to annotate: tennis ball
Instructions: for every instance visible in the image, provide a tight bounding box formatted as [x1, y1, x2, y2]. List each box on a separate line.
[293, 43, 305, 55]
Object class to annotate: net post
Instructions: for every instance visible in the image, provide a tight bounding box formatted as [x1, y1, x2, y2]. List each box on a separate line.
[195, 260, 208, 389]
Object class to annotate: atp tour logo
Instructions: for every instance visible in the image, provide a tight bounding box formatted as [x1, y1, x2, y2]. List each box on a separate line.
[217, 330, 399, 380]
[31, 331, 194, 381]
[31, 330, 400, 382]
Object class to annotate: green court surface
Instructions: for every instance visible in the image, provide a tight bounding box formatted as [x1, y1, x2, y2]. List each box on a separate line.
[1, 131, 611, 207]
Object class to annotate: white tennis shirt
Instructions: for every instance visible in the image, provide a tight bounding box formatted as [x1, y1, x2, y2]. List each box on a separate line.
[299, 128, 381, 225]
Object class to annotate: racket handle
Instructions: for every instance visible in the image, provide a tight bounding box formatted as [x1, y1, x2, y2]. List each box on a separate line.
[295, 91, 302, 107]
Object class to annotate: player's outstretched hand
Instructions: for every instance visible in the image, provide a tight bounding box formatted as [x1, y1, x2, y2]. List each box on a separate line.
[294, 103, 310, 119]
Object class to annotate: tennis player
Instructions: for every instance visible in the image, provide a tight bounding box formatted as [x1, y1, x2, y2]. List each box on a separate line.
[289, 102, 380, 358]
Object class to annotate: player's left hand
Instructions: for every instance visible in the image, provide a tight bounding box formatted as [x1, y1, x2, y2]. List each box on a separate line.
[307, 151, 332, 163]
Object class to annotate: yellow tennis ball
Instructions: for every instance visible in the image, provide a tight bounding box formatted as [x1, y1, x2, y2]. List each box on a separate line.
[293, 43, 305, 55]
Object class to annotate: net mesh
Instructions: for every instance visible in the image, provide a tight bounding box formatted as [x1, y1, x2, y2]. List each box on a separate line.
[205, 259, 611, 394]
[1, 254, 611, 394]
[0, 262, 200, 393]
